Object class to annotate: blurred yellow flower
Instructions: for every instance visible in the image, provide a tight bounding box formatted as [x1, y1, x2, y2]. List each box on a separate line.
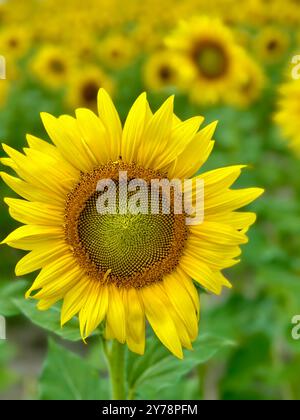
[98, 34, 137, 70]
[274, 79, 300, 155]
[65, 66, 114, 111]
[0, 25, 31, 59]
[30, 46, 72, 90]
[225, 54, 266, 108]
[166, 16, 245, 105]
[254, 26, 289, 64]
[143, 50, 195, 92]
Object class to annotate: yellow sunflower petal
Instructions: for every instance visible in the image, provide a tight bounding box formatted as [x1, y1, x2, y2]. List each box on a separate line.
[0, 172, 63, 204]
[208, 211, 257, 230]
[124, 288, 145, 355]
[168, 121, 216, 179]
[106, 285, 126, 343]
[176, 267, 200, 318]
[26, 253, 81, 298]
[61, 276, 91, 326]
[189, 221, 248, 245]
[40, 112, 93, 172]
[79, 282, 108, 339]
[154, 116, 204, 170]
[4, 198, 63, 226]
[179, 254, 222, 294]
[163, 270, 199, 341]
[140, 284, 183, 359]
[97, 88, 122, 160]
[184, 239, 240, 271]
[2, 225, 63, 245]
[15, 242, 68, 276]
[75, 108, 112, 164]
[121, 92, 149, 163]
[205, 188, 264, 215]
[137, 95, 174, 168]
[2, 144, 71, 198]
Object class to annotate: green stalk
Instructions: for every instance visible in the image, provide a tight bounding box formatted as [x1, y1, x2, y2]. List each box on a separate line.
[103, 339, 127, 400]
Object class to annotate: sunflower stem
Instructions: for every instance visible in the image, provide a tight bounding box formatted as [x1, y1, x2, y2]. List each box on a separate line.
[105, 340, 127, 400]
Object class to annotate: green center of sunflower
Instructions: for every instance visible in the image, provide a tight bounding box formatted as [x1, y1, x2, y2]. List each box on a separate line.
[65, 162, 187, 288]
[193, 41, 228, 79]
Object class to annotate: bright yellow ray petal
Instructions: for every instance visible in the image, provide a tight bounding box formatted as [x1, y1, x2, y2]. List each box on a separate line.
[184, 240, 240, 271]
[199, 165, 247, 195]
[79, 282, 108, 339]
[0, 172, 64, 205]
[124, 288, 145, 355]
[40, 112, 93, 172]
[179, 254, 222, 295]
[75, 108, 112, 164]
[86, 284, 108, 338]
[205, 188, 264, 215]
[137, 95, 174, 168]
[15, 242, 68, 276]
[4, 198, 63, 226]
[121, 92, 149, 163]
[163, 270, 199, 341]
[61, 276, 91, 326]
[26, 253, 81, 298]
[97, 88, 122, 160]
[26, 134, 79, 180]
[140, 284, 183, 359]
[2, 144, 72, 198]
[208, 211, 257, 230]
[37, 295, 62, 311]
[155, 116, 204, 170]
[168, 121, 217, 179]
[2, 225, 64, 245]
[175, 267, 200, 316]
[166, 302, 193, 350]
[106, 285, 126, 343]
[189, 221, 248, 245]
[58, 114, 99, 170]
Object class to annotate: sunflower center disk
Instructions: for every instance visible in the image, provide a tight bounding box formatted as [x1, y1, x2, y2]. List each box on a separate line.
[79, 195, 175, 277]
[194, 42, 228, 79]
[65, 162, 187, 288]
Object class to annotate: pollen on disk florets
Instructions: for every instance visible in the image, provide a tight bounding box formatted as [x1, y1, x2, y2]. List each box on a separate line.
[64, 161, 188, 289]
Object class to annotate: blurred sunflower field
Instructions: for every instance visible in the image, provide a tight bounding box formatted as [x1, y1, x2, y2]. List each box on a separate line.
[1, 0, 300, 401]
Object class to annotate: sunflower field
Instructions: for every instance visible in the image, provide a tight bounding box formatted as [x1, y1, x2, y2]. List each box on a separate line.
[0, 0, 300, 402]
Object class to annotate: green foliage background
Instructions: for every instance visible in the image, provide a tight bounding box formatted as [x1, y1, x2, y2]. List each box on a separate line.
[1, 41, 300, 401]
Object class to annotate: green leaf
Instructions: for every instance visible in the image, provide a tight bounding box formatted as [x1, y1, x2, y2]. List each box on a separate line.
[39, 339, 109, 400]
[13, 298, 84, 341]
[0, 280, 29, 317]
[127, 333, 233, 399]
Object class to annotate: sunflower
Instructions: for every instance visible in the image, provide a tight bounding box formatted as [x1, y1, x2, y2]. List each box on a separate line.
[225, 54, 266, 108]
[165, 16, 244, 105]
[143, 50, 195, 92]
[65, 66, 114, 112]
[254, 26, 289, 64]
[1, 90, 263, 358]
[98, 34, 137, 70]
[0, 25, 31, 59]
[30, 45, 71, 90]
[274, 79, 300, 155]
